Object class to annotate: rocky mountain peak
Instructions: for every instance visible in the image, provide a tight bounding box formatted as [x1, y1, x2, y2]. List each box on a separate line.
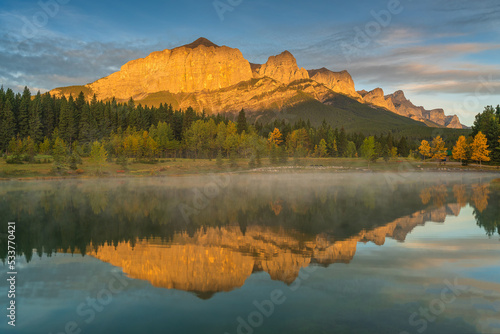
[255, 50, 309, 84]
[390, 90, 406, 102]
[308, 67, 360, 100]
[385, 91, 464, 128]
[359, 88, 396, 112]
[180, 37, 219, 49]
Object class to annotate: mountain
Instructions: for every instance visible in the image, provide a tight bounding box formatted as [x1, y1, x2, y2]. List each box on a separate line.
[386, 90, 464, 128]
[50, 37, 466, 129]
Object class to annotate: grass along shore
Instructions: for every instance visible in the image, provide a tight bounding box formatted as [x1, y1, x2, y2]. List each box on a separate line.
[1, 156, 500, 180]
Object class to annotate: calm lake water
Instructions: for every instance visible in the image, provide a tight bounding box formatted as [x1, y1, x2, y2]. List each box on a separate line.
[1, 172, 499, 334]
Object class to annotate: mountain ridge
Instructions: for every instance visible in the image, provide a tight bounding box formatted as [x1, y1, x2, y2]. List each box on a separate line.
[50, 38, 466, 129]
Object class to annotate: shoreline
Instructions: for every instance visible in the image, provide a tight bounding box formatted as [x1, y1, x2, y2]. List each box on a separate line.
[1, 159, 500, 182]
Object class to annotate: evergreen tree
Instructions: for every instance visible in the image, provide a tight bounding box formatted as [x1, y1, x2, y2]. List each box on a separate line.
[75, 91, 86, 128]
[58, 98, 77, 143]
[52, 137, 67, 172]
[236, 109, 248, 134]
[18, 87, 31, 137]
[41, 93, 55, 137]
[28, 93, 43, 143]
[23, 136, 36, 162]
[0, 100, 16, 152]
[397, 136, 409, 157]
[338, 127, 348, 157]
[78, 104, 95, 143]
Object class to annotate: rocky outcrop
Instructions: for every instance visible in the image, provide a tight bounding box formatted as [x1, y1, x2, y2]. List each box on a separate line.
[145, 77, 335, 114]
[308, 68, 361, 100]
[386, 90, 464, 128]
[83, 38, 254, 100]
[253, 51, 309, 84]
[358, 88, 396, 112]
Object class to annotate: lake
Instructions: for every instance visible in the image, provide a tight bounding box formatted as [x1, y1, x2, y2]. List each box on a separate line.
[1, 172, 499, 334]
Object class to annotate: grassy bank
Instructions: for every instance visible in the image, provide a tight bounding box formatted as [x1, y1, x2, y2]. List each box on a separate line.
[1, 156, 500, 180]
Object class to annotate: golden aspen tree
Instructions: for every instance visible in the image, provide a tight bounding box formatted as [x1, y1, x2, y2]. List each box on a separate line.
[268, 128, 283, 147]
[418, 140, 432, 161]
[452, 135, 468, 163]
[432, 136, 447, 163]
[471, 131, 490, 167]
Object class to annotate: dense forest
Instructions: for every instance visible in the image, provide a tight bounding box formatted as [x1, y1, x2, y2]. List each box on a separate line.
[0, 86, 498, 167]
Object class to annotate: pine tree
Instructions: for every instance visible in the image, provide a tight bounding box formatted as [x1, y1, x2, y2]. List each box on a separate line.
[0, 99, 16, 152]
[52, 137, 67, 172]
[78, 104, 96, 143]
[236, 109, 248, 134]
[75, 91, 86, 128]
[41, 93, 55, 137]
[28, 93, 43, 143]
[397, 136, 409, 157]
[58, 98, 77, 143]
[23, 136, 36, 162]
[337, 127, 348, 157]
[18, 87, 31, 137]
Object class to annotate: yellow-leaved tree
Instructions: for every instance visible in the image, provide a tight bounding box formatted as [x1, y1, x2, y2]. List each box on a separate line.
[268, 128, 283, 147]
[452, 135, 468, 163]
[419, 140, 432, 161]
[90, 141, 108, 175]
[432, 136, 447, 163]
[470, 131, 490, 167]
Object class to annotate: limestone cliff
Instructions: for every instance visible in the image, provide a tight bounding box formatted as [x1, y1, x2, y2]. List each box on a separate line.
[358, 88, 396, 112]
[81, 38, 253, 100]
[173, 78, 335, 113]
[386, 90, 464, 129]
[253, 51, 309, 84]
[308, 68, 361, 100]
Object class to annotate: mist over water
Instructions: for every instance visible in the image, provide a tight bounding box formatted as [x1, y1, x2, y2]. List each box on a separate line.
[0, 172, 499, 334]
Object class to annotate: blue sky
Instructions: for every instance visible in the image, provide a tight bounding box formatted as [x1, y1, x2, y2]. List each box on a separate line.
[1, 0, 500, 125]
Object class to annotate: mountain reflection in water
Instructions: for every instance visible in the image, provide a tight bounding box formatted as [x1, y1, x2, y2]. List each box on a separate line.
[1, 173, 498, 299]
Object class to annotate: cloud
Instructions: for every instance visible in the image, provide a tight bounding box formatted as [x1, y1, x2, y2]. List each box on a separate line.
[0, 32, 164, 92]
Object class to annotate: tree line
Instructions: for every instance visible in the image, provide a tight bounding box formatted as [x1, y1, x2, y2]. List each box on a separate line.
[417, 105, 500, 166]
[1, 86, 498, 169]
[0, 87, 418, 167]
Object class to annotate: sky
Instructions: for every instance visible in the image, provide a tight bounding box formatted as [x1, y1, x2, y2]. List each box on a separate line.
[1, 0, 500, 126]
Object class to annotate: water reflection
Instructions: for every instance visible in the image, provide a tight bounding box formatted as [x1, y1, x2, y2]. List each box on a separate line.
[1, 173, 499, 299]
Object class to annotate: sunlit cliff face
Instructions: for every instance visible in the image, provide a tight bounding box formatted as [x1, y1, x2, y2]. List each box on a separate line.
[48, 38, 464, 128]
